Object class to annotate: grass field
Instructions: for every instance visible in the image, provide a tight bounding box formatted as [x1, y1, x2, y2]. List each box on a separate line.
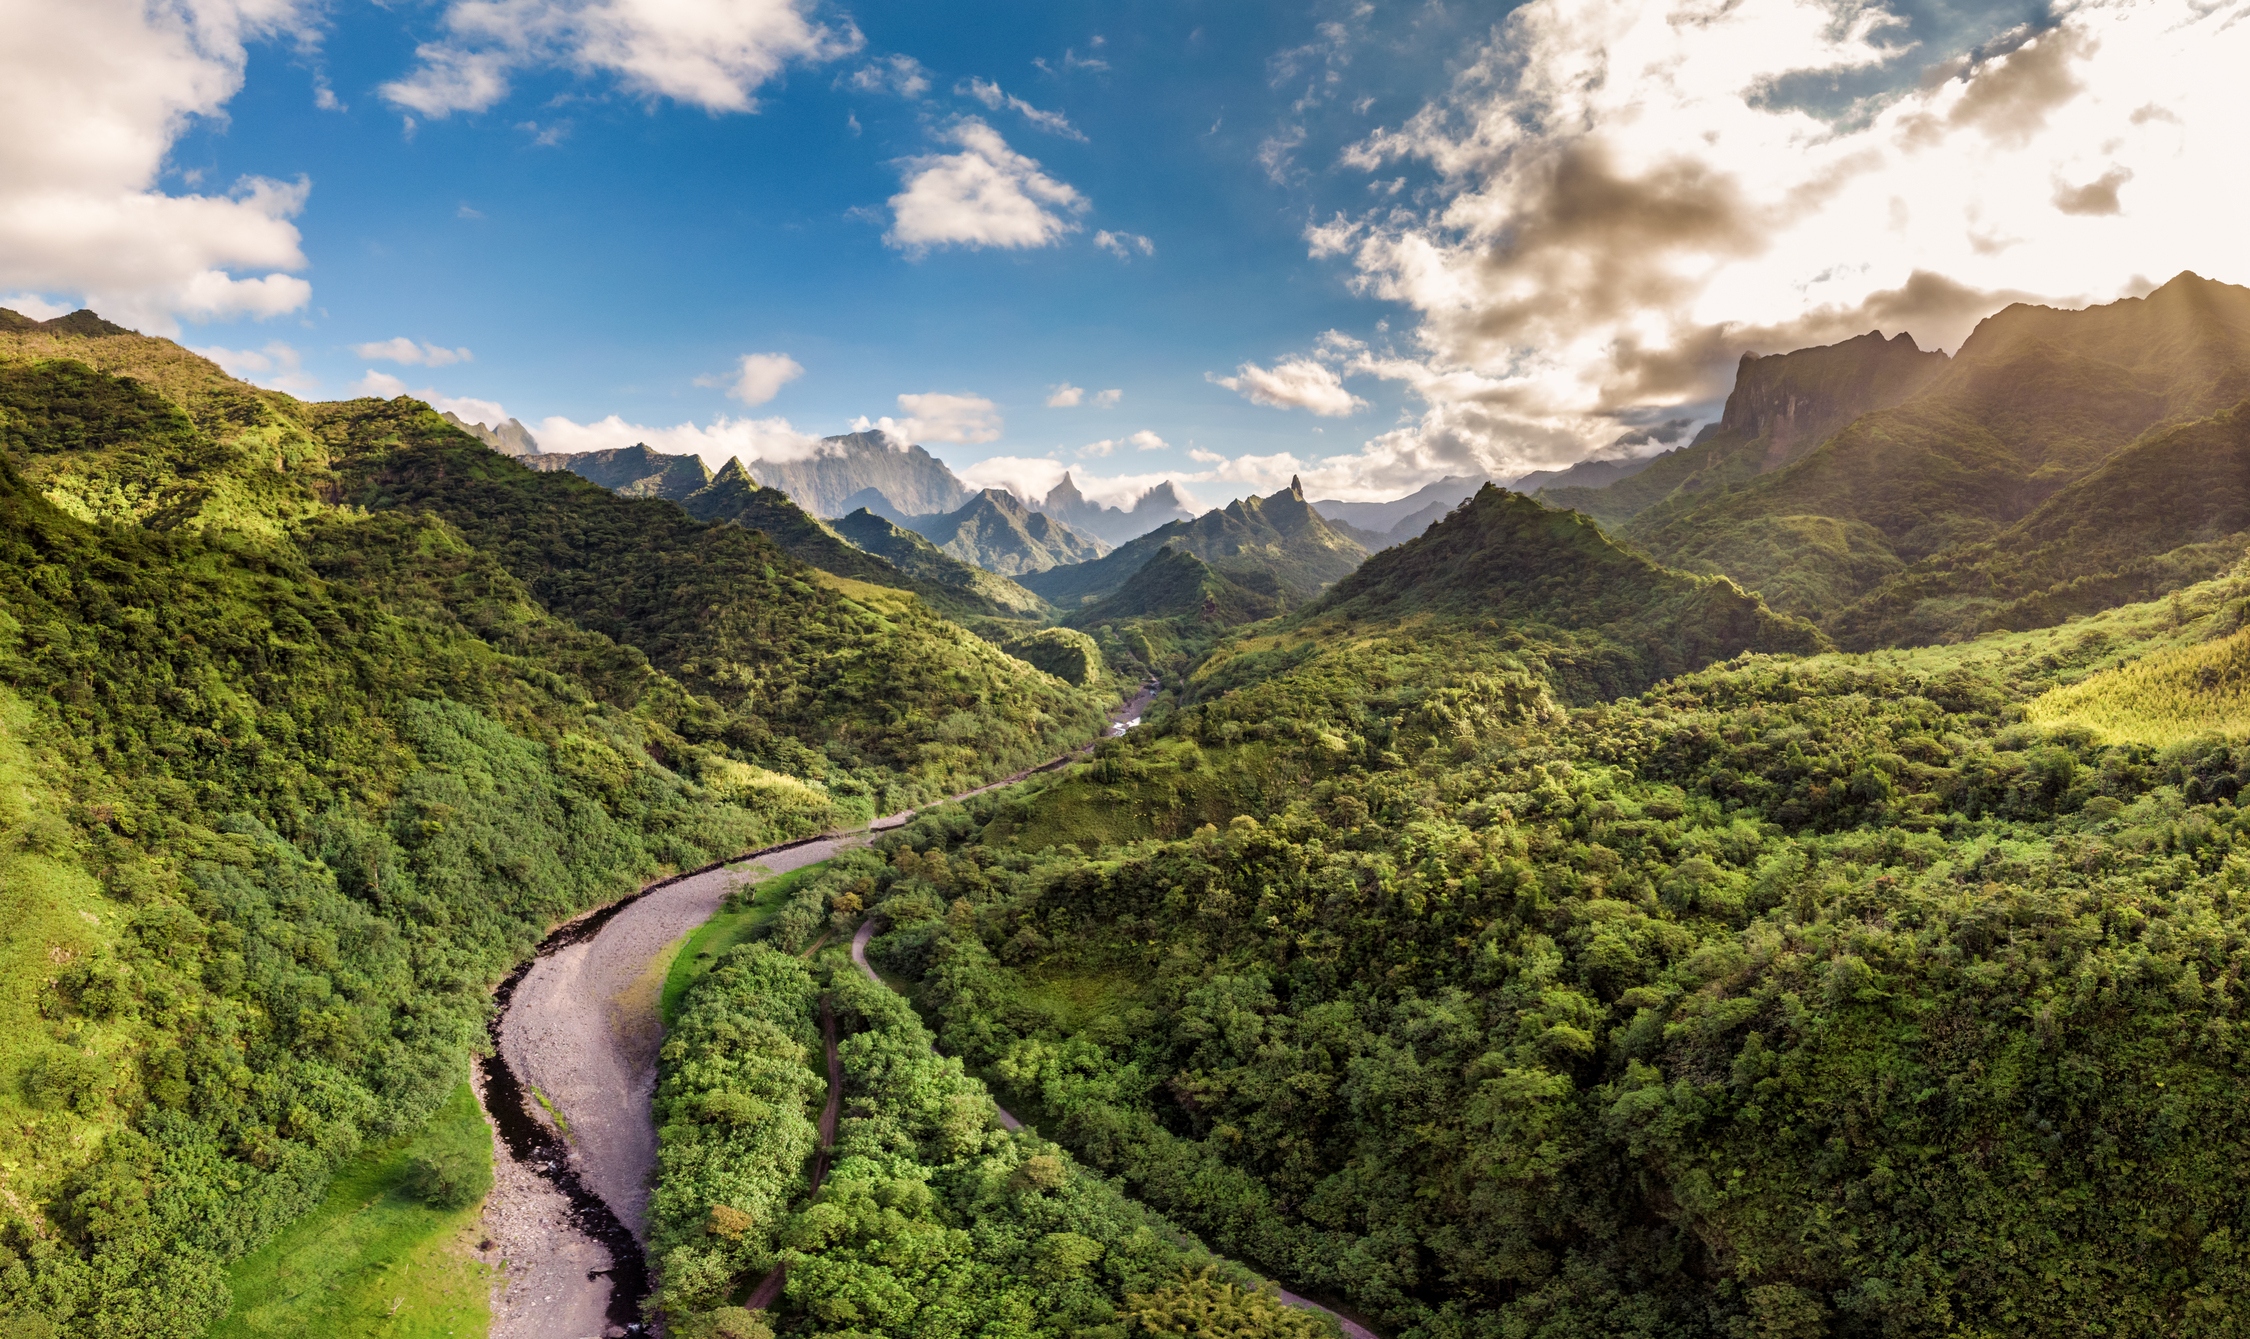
[213, 1082, 495, 1339]
[660, 860, 832, 1026]
[2028, 624, 2250, 746]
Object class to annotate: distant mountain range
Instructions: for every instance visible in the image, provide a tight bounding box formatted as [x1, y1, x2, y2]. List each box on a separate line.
[1036, 472, 1198, 544]
[899, 488, 1108, 576]
[746, 429, 969, 517]
[1022, 476, 1368, 609]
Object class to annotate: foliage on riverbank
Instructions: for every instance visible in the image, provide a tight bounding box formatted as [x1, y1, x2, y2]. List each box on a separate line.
[0, 328, 1119, 1336]
[780, 560, 2250, 1339]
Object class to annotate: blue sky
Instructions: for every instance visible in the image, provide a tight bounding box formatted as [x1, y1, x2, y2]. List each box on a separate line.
[10, 1, 2246, 507]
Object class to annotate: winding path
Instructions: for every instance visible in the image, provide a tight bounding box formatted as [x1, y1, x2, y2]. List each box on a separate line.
[845, 921, 1380, 1339]
[476, 684, 1156, 1336]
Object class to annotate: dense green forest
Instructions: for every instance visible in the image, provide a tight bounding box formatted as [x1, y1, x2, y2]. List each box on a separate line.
[0, 320, 1117, 1337]
[13, 271, 2250, 1339]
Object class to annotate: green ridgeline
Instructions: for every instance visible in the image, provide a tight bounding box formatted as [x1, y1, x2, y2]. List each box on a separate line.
[0, 319, 1116, 1337]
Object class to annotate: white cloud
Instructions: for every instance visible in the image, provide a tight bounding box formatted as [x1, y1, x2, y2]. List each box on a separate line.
[1296, 0, 2250, 489]
[193, 339, 318, 394]
[350, 369, 510, 429]
[1128, 429, 1167, 451]
[0, 0, 316, 334]
[695, 351, 804, 405]
[382, 0, 862, 117]
[849, 54, 930, 98]
[1046, 382, 1084, 407]
[1209, 358, 1366, 417]
[0, 293, 74, 321]
[1094, 229, 1155, 260]
[533, 411, 821, 469]
[351, 336, 473, 367]
[957, 77, 1085, 140]
[885, 118, 1087, 255]
[850, 391, 1002, 444]
[1077, 438, 1116, 458]
[1093, 387, 1122, 408]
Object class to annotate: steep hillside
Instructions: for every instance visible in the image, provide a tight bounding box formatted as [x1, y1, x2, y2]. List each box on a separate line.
[1317, 484, 1824, 680]
[905, 487, 1107, 575]
[1628, 272, 2250, 617]
[1021, 477, 1368, 609]
[829, 506, 1049, 615]
[1039, 472, 1198, 544]
[521, 441, 709, 499]
[1834, 399, 2250, 646]
[744, 429, 967, 517]
[0, 323, 1116, 1336]
[1543, 329, 1950, 527]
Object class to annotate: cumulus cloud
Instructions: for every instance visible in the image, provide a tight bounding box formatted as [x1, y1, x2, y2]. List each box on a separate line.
[1129, 429, 1166, 451]
[885, 119, 1087, 255]
[350, 369, 510, 429]
[1077, 438, 1116, 458]
[1093, 387, 1122, 408]
[695, 351, 804, 405]
[1046, 382, 1084, 407]
[0, 0, 315, 333]
[533, 410, 822, 469]
[1094, 229, 1154, 260]
[1209, 358, 1366, 417]
[382, 0, 862, 117]
[851, 391, 1002, 444]
[194, 340, 317, 394]
[849, 54, 929, 98]
[957, 77, 1084, 139]
[352, 336, 473, 367]
[1289, 0, 2250, 491]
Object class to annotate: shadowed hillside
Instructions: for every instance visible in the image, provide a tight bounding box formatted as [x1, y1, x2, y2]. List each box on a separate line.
[1627, 272, 2250, 616]
[904, 487, 1107, 576]
[1542, 329, 1950, 527]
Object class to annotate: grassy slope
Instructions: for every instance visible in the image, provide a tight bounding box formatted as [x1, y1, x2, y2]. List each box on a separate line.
[212, 1084, 494, 1339]
[1833, 400, 2250, 647]
[659, 860, 832, 1026]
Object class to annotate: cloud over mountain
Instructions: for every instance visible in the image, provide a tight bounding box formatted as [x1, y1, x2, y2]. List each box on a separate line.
[1292, 0, 2250, 489]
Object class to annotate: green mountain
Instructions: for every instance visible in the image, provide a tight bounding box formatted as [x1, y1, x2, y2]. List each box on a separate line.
[1542, 329, 1950, 528]
[1067, 547, 1283, 628]
[1834, 398, 2250, 646]
[0, 317, 1116, 1336]
[1020, 476, 1368, 608]
[904, 487, 1107, 576]
[829, 505, 1049, 615]
[521, 440, 709, 497]
[1624, 272, 2250, 618]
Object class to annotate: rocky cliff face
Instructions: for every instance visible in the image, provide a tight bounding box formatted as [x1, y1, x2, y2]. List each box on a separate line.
[748, 430, 969, 518]
[443, 410, 544, 456]
[1539, 330, 1951, 526]
[906, 488, 1107, 575]
[1038, 471, 1198, 544]
[1716, 330, 1952, 471]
